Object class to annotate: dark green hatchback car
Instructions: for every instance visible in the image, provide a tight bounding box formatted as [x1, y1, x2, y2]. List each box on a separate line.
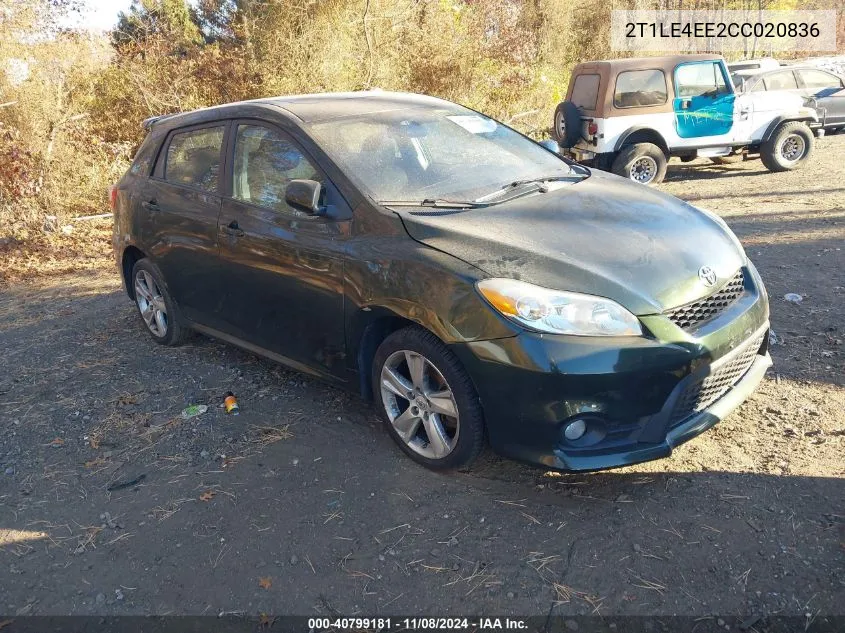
[112, 91, 771, 472]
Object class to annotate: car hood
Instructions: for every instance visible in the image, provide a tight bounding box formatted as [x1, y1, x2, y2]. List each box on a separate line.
[397, 171, 746, 315]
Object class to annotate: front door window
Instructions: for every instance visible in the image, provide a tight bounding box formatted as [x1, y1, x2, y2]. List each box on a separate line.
[673, 62, 735, 139]
[232, 125, 323, 213]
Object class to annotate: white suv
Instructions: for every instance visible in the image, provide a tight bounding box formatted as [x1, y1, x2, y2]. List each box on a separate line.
[553, 54, 818, 184]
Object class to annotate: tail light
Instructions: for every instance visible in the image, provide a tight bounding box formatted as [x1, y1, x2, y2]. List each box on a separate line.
[109, 186, 117, 211]
[587, 121, 598, 136]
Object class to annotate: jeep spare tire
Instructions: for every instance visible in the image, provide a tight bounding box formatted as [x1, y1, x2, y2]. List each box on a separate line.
[760, 121, 814, 172]
[553, 101, 582, 149]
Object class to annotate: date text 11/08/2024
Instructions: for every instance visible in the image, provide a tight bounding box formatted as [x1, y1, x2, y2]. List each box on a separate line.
[307, 618, 528, 630]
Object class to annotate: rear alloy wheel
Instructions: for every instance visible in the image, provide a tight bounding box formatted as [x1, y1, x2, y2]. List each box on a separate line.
[131, 259, 188, 346]
[760, 121, 814, 172]
[373, 327, 485, 470]
[611, 142, 668, 185]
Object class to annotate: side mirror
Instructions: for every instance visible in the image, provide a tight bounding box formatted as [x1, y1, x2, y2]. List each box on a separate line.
[285, 179, 323, 215]
[539, 139, 560, 154]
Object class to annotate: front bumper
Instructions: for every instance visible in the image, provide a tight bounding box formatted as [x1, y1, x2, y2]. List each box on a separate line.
[553, 338, 771, 471]
[450, 267, 771, 471]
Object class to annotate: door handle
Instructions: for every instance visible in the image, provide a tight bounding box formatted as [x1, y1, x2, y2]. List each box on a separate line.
[223, 221, 244, 237]
[141, 199, 159, 211]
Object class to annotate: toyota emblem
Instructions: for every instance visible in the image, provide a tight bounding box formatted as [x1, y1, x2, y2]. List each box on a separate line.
[698, 266, 718, 287]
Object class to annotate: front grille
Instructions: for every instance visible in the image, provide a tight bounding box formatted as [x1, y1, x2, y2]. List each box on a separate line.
[666, 270, 745, 331]
[669, 329, 767, 426]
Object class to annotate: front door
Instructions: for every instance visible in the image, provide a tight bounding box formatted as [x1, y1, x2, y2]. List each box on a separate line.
[673, 61, 735, 140]
[796, 69, 845, 126]
[217, 122, 349, 381]
[143, 124, 225, 323]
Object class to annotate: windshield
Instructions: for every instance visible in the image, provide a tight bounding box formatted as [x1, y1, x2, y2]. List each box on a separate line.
[307, 107, 574, 203]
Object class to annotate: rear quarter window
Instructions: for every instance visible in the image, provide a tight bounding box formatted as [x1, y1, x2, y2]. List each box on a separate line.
[614, 69, 667, 108]
[570, 74, 600, 110]
[129, 133, 158, 176]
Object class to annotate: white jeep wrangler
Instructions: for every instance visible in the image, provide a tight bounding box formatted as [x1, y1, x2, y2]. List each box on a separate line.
[553, 54, 818, 184]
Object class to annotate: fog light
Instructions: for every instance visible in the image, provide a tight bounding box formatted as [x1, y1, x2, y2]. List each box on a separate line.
[564, 418, 587, 441]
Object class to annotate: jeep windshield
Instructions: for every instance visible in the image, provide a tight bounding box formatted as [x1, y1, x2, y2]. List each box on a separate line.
[307, 107, 579, 205]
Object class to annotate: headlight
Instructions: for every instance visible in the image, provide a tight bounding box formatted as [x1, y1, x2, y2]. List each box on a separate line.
[477, 278, 642, 336]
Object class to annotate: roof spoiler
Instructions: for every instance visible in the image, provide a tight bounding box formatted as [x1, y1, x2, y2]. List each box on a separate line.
[141, 114, 176, 130]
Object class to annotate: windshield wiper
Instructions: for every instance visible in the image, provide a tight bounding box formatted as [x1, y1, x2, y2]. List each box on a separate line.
[504, 174, 586, 190]
[379, 198, 489, 209]
[475, 174, 583, 203]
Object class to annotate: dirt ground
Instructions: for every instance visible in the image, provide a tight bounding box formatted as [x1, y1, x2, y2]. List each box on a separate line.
[0, 136, 843, 621]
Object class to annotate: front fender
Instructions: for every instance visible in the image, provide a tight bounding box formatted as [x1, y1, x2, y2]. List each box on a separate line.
[761, 110, 818, 140]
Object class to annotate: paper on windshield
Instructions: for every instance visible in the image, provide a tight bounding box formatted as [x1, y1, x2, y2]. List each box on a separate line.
[446, 115, 498, 134]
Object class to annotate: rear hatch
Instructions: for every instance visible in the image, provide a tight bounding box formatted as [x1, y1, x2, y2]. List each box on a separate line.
[567, 65, 605, 150]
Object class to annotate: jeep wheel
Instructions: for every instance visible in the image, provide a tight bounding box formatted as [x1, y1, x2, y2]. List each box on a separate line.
[760, 121, 814, 172]
[611, 143, 667, 185]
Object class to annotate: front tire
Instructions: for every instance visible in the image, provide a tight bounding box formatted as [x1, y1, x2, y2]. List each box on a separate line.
[611, 143, 667, 185]
[372, 326, 485, 471]
[760, 121, 814, 172]
[131, 259, 189, 346]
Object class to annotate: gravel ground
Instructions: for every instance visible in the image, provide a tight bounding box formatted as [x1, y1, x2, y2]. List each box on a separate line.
[0, 135, 843, 619]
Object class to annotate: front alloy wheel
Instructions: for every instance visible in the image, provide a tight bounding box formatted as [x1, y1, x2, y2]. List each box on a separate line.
[779, 133, 806, 163]
[373, 326, 485, 470]
[380, 349, 460, 460]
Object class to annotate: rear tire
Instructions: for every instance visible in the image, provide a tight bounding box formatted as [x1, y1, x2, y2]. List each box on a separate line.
[131, 259, 189, 346]
[760, 121, 814, 172]
[372, 326, 485, 471]
[611, 143, 667, 185]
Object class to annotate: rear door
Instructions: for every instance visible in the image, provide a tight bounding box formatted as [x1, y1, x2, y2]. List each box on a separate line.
[216, 121, 349, 380]
[143, 123, 226, 324]
[795, 69, 845, 126]
[673, 61, 735, 141]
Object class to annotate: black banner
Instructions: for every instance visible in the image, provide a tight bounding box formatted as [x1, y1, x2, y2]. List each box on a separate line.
[0, 616, 842, 633]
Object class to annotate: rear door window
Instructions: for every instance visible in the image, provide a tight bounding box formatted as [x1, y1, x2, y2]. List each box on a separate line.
[164, 126, 225, 192]
[762, 71, 798, 91]
[570, 74, 600, 110]
[614, 69, 667, 107]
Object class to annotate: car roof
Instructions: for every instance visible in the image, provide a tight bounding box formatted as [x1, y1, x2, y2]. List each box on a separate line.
[741, 66, 843, 78]
[728, 57, 778, 66]
[573, 54, 722, 72]
[143, 91, 458, 130]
